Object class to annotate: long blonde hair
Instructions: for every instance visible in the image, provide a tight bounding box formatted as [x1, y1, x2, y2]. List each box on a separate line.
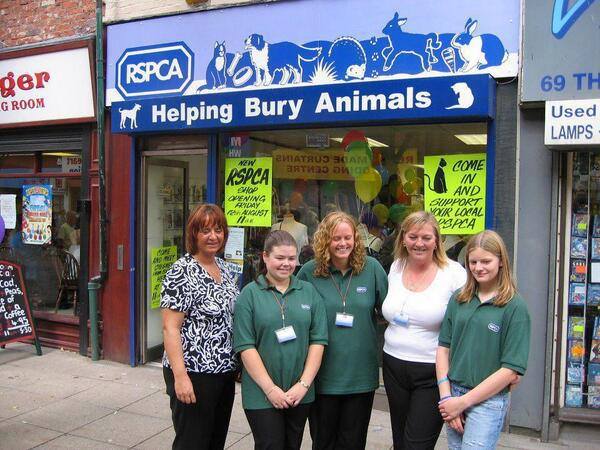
[393, 211, 448, 268]
[457, 230, 516, 306]
[312, 211, 366, 277]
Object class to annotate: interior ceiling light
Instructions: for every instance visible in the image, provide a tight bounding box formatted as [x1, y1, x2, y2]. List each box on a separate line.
[454, 134, 487, 145]
[43, 152, 79, 157]
[330, 137, 389, 148]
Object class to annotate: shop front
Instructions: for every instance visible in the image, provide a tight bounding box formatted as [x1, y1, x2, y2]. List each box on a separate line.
[520, 0, 600, 435]
[105, 0, 522, 418]
[0, 40, 96, 353]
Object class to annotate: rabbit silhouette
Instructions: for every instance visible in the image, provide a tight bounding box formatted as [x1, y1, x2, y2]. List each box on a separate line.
[451, 18, 508, 72]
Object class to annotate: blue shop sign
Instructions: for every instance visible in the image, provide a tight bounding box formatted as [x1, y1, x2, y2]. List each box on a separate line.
[106, 0, 518, 106]
[111, 74, 494, 133]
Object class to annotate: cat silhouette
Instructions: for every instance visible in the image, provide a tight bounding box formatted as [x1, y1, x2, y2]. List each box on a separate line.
[424, 158, 448, 194]
[206, 41, 228, 89]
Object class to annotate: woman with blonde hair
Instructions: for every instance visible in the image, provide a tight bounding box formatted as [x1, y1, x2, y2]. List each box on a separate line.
[297, 211, 388, 450]
[436, 230, 530, 449]
[382, 211, 466, 449]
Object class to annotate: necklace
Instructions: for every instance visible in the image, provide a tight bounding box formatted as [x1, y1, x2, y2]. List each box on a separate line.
[193, 256, 222, 283]
[404, 263, 436, 292]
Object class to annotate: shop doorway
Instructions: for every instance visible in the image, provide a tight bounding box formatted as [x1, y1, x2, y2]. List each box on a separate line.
[140, 148, 208, 363]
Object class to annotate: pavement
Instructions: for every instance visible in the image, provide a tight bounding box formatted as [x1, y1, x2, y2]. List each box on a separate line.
[0, 344, 599, 450]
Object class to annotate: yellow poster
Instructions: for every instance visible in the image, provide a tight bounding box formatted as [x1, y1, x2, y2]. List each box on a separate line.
[150, 246, 178, 309]
[225, 157, 272, 227]
[272, 149, 353, 180]
[424, 153, 486, 235]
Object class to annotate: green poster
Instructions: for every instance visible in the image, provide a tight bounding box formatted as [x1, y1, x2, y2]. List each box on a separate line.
[150, 246, 178, 309]
[424, 153, 486, 235]
[225, 157, 272, 227]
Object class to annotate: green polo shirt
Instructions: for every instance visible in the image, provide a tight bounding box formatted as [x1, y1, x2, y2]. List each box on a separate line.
[233, 275, 328, 410]
[297, 256, 388, 394]
[438, 293, 530, 392]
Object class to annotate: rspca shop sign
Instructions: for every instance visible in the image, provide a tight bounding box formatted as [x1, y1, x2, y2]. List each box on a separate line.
[105, 0, 518, 105]
[111, 74, 494, 133]
[545, 99, 600, 147]
[115, 42, 193, 99]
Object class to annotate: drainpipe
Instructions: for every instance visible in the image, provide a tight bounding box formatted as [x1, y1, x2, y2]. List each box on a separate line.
[89, 0, 108, 361]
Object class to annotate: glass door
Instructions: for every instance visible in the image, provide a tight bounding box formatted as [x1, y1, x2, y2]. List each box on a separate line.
[140, 148, 208, 363]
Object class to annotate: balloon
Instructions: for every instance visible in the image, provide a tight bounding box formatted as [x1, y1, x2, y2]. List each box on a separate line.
[0, 216, 4, 243]
[372, 149, 383, 166]
[404, 167, 416, 182]
[290, 191, 303, 209]
[410, 179, 420, 193]
[403, 181, 416, 195]
[376, 165, 390, 185]
[389, 204, 408, 224]
[322, 180, 338, 198]
[344, 143, 372, 178]
[346, 140, 373, 162]
[372, 203, 389, 225]
[355, 167, 382, 203]
[342, 130, 367, 148]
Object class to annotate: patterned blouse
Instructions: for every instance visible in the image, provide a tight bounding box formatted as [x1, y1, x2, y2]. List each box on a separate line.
[161, 254, 240, 373]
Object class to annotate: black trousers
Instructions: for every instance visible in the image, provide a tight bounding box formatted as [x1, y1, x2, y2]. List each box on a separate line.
[382, 352, 443, 450]
[309, 391, 375, 450]
[163, 367, 235, 450]
[245, 404, 311, 450]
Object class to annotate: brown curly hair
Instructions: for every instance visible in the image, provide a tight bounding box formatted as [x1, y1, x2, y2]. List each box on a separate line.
[312, 211, 366, 277]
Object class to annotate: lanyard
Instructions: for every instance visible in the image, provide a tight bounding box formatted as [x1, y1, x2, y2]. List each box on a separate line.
[330, 271, 353, 313]
[269, 289, 287, 327]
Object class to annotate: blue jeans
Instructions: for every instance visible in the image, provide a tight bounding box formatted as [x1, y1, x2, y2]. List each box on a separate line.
[446, 383, 509, 450]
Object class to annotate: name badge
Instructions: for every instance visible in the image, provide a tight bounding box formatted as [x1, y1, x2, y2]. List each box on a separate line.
[335, 312, 354, 328]
[275, 326, 297, 343]
[392, 312, 410, 327]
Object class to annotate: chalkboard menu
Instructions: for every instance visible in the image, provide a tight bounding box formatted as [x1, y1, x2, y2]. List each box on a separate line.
[0, 260, 40, 353]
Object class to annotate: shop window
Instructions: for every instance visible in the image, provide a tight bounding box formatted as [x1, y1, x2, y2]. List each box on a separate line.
[218, 123, 488, 285]
[0, 176, 82, 317]
[564, 153, 600, 410]
[0, 153, 35, 173]
[41, 152, 82, 174]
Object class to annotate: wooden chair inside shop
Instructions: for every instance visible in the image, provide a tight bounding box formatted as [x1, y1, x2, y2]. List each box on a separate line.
[52, 249, 80, 314]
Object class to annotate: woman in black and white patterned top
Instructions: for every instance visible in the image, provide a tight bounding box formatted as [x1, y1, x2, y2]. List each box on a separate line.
[161, 204, 240, 450]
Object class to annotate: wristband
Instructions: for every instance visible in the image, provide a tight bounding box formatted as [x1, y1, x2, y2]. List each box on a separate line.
[298, 379, 310, 390]
[438, 395, 451, 404]
[265, 386, 277, 397]
[437, 376, 449, 386]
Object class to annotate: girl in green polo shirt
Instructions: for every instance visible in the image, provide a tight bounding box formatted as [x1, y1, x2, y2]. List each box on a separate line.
[233, 230, 328, 450]
[436, 230, 531, 450]
[297, 211, 388, 450]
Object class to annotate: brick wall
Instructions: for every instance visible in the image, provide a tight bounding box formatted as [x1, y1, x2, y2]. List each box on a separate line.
[104, 0, 271, 23]
[0, 0, 96, 49]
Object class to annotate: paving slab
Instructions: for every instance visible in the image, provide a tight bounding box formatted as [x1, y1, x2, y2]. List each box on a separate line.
[0, 419, 61, 450]
[132, 427, 175, 450]
[70, 410, 171, 447]
[120, 390, 172, 420]
[33, 434, 127, 449]
[66, 380, 160, 410]
[17, 397, 114, 433]
[0, 386, 58, 420]
[0, 365, 98, 400]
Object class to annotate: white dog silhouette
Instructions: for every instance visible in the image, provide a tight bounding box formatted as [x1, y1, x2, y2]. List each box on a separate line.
[119, 104, 142, 129]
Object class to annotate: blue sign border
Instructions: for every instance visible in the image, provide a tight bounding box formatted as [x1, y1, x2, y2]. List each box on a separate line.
[112, 74, 495, 133]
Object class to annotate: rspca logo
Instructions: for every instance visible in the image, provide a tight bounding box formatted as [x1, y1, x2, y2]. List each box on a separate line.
[116, 42, 194, 99]
[488, 322, 501, 333]
[356, 286, 367, 294]
[301, 304, 311, 310]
